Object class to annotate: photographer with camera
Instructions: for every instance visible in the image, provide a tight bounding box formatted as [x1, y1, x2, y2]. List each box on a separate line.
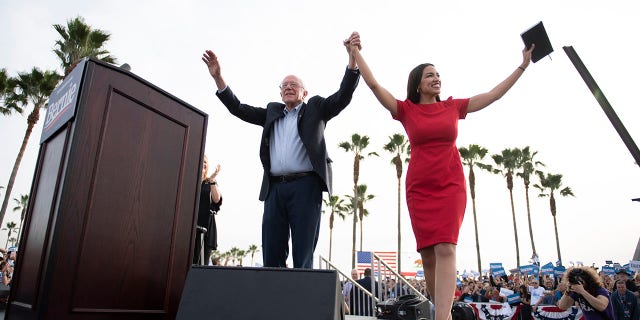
[558, 266, 614, 320]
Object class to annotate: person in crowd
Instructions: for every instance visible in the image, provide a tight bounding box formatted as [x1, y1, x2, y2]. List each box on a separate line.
[558, 266, 615, 320]
[457, 284, 473, 302]
[486, 287, 506, 303]
[529, 279, 546, 308]
[201, 35, 360, 269]
[611, 279, 640, 320]
[343, 269, 359, 304]
[616, 268, 639, 293]
[193, 155, 222, 265]
[343, 30, 534, 320]
[350, 268, 379, 316]
[0, 261, 12, 286]
[554, 281, 568, 304]
[515, 284, 533, 320]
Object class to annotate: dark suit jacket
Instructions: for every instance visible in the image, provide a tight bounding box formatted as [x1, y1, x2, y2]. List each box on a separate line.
[216, 68, 360, 201]
[350, 276, 379, 316]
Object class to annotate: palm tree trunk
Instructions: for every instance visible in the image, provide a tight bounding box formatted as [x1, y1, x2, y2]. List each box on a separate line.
[469, 167, 482, 273]
[351, 156, 359, 268]
[351, 186, 358, 268]
[17, 208, 26, 246]
[509, 188, 521, 267]
[550, 194, 562, 263]
[397, 176, 402, 274]
[552, 215, 562, 264]
[524, 184, 537, 255]
[329, 212, 335, 260]
[0, 106, 39, 226]
[329, 229, 333, 261]
[359, 218, 363, 252]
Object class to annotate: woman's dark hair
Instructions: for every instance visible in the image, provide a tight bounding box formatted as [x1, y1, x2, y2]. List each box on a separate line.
[406, 63, 441, 103]
[519, 284, 531, 299]
[563, 266, 602, 295]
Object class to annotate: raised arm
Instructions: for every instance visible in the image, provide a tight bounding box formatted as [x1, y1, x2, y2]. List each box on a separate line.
[467, 44, 534, 113]
[202, 50, 227, 91]
[344, 32, 398, 117]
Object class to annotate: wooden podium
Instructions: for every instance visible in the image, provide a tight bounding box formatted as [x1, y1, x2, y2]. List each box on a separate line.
[6, 58, 207, 319]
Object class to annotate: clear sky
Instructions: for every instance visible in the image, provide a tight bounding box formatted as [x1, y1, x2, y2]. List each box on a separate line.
[1, 0, 639, 274]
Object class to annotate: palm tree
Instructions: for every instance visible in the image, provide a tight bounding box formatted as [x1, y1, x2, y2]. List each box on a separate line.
[53, 16, 117, 76]
[2, 221, 18, 249]
[491, 147, 523, 267]
[459, 144, 493, 273]
[0, 68, 61, 227]
[12, 194, 29, 245]
[229, 247, 240, 266]
[383, 133, 410, 273]
[346, 184, 375, 252]
[515, 147, 545, 259]
[338, 133, 378, 268]
[534, 172, 574, 264]
[247, 244, 260, 267]
[237, 249, 247, 266]
[8, 237, 17, 247]
[322, 195, 348, 261]
[220, 251, 231, 266]
[1, 69, 21, 115]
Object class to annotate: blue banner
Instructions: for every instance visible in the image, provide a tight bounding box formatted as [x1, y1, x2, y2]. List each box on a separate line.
[602, 265, 615, 275]
[554, 265, 566, 277]
[507, 293, 521, 304]
[519, 264, 539, 275]
[541, 262, 554, 275]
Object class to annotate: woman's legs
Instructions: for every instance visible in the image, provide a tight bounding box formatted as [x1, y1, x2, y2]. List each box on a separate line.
[420, 243, 457, 320]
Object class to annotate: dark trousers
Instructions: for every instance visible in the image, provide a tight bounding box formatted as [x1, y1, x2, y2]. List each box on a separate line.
[262, 175, 322, 268]
[193, 229, 213, 265]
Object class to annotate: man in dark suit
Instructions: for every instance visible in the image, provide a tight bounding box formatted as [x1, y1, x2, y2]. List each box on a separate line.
[350, 268, 379, 316]
[201, 35, 360, 269]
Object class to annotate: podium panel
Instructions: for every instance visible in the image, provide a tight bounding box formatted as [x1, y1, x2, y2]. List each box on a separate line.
[177, 266, 344, 320]
[7, 58, 207, 319]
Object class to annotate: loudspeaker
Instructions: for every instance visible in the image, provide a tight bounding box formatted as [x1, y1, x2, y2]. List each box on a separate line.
[376, 294, 431, 320]
[177, 266, 344, 320]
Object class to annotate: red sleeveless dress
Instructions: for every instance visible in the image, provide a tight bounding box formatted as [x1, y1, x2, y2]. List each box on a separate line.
[393, 97, 469, 250]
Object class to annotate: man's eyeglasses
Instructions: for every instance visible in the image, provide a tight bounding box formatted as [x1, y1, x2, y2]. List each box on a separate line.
[279, 82, 303, 90]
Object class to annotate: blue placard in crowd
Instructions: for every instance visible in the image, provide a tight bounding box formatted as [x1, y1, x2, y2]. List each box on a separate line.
[541, 262, 554, 275]
[507, 293, 521, 304]
[519, 264, 539, 275]
[554, 265, 566, 277]
[602, 265, 615, 275]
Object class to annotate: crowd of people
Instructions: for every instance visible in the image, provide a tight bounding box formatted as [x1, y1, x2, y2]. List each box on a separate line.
[339, 265, 640, 319]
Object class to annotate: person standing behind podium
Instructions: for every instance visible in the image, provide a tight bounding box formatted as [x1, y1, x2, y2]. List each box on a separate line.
[193, 155, 222, 265]
[201, 35, 360, 269]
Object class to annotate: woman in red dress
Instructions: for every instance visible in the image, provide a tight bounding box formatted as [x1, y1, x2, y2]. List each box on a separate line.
[343, 31, 533, 320]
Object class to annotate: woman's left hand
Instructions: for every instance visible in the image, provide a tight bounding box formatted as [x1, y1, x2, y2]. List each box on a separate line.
[208, 164, 221, 181]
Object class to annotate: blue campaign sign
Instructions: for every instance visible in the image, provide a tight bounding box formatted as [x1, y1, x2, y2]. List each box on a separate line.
[493, 267, 506, 277]
[507, 293, 521, 304]
[554, 265, 566, 277]
[541, 262, 554, 275]
[519, 264, 539, 275]
[40, 59, 86, 143]
[602, 265, 615, 275]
